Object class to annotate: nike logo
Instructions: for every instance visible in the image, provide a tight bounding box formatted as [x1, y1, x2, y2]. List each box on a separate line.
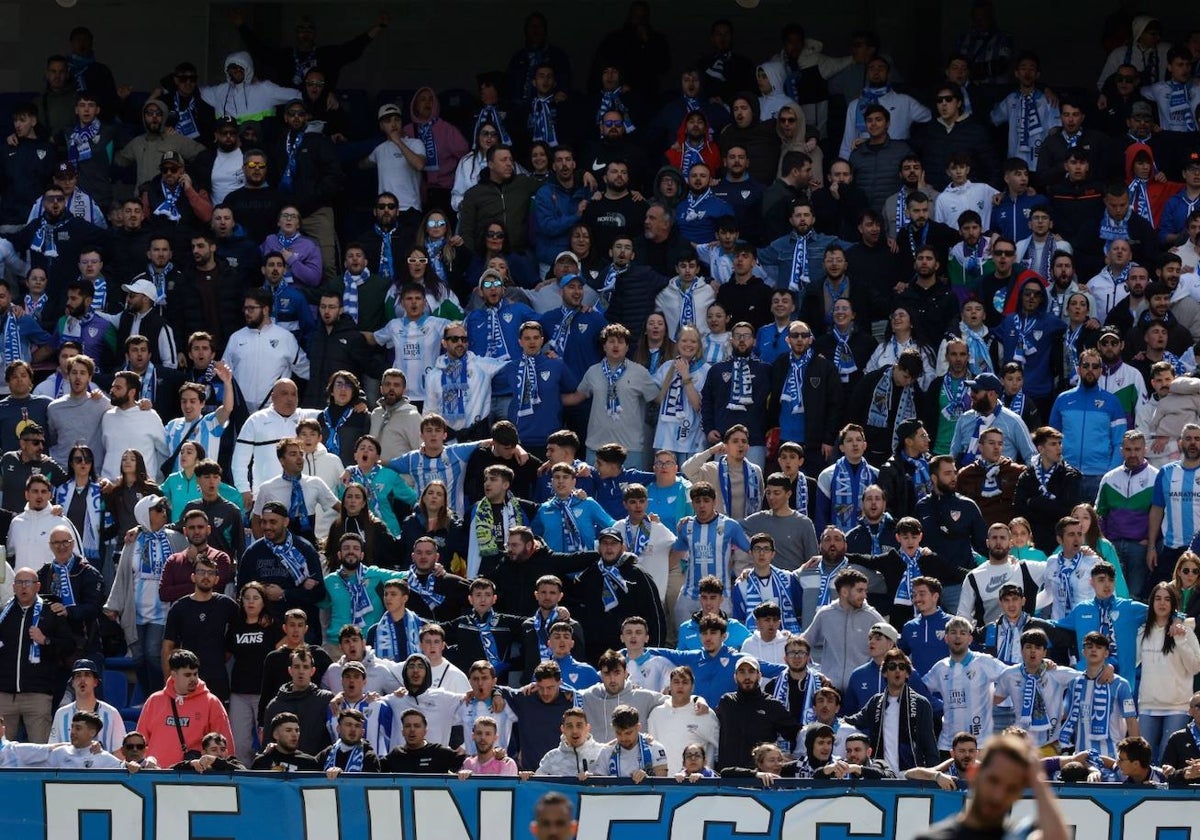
[984, 577, 1009, 594]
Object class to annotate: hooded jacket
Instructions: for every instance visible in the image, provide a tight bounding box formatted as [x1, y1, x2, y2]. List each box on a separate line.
[1124, 143, 1182, 230]
[756, 62, 792, 120]
[104, 513, 187, 644]
[200, 51, 300, 123]
[652, 165, 686, 211]
[402, 87, 469, 191]
[718, 94, 781, 186]
[571, 551, 666, 653]
[664, 111, 721, 176]
[998, 276, 1066, 399]
[1097, 15, 1172, 91]
[535, 735, 604, 776]
[136, 675, 235, 766]
[263, 680, 335, 756]
[114, 98, 206, 188]
[715, 684, 799, 770]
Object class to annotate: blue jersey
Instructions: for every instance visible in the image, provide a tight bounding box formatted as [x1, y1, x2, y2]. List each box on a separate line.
[646, 644, 786, 706]
[674, 192, 735, 244]
[553, 654, 600, 702]
[672, 515, 751, 598]
[465, 301, 538, 396]
[899, 609, 951, 676]
[1057, 672, 1136, 756]
[991, 193, 1049, 242]
[1152, 461, 1200, 548]
[731, 567, 804, 634]
[532, 496, 615, 551]
[678, 616, 751, 650]
[504, 354, 579, 445]
[755, 322, 792, 367]
[538, 307, 605, 383]
[386, 441, 480, 516]
[266, 282, 316, 340]
[532, 459, 594, 503]
[1056, 596, 1148, 692]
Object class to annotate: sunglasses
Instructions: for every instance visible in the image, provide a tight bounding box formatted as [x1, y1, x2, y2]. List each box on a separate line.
[935, 95, 956, 103]
[485, 231, 506, 239]
[407, 256, 428, 265]
[71, 456, 91, 463]
[23, 439, 45, 447]
[123, 742, 147, 750]
[445, 336, 468, 343]
[305, 80, 326, 88]
[993, 249, 1016, 257]
[602, 119, 623, 128]
[1180, 567, 1200, 575]
[480, 279, 504, 289]
[245, 161, 267, 169]
[427, 219, 447, 228]
[883, 662, 911, 672]
[1079, 362, 1102, 369]
[376, 203, 398, 210]
[778, 116, 796, 124]
[789, 331, 813, 339]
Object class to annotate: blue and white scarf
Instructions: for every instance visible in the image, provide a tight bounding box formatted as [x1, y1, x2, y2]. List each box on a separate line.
[532, 607, 560, 661]
[342, 269, 368, 322]
[148, 262, 173, 306]
[485, 306, 508, 358]
[440, 357, 469, 426]
[0, 597, 42, 663]
[474, 108, 511, 145]
[23, 294, 47, 321]
[373, 610, 423, 661]
[322, 406, 353, 459]
[1167, 81, 1199, 131]
[771, 668, 819, 724]
[867, 369, 918, 452]
[553, 497, 585, 551]
[281, 131, 302, 191]
[789, 233, 811, 293]
[596, 89, 635, 132]
[1064, 324, 1083, 386]
[286, 473, 312, 533]
[426, 238, 447, 283]
[941, 375, 969, 423]
[470, 610, 502, 670]
[136, 529, 174, 577]
[173, 93, 199, 138]
[680, 142, 704, 176]
[901, 452, 931, 503]
[54, 481, 103, 561]
[832, 327, 858, 380]
[409, 573, 445, 609]
[624, 520, 651, 557]
[1128, 178, 1153, 226]
[51, 557, 78, 607]
[1034, 458, 1058, 500]
[894, 548, 924, 606]
[726, 355, 754, 411]
[374, 226, 394, 278]
[154, 182, 182, 222]
[816, 559, 849, 607]
[516, 354, 542, 417]
[1020, 664, 1051, 732]
[674, 278, 697, 334]
[1059, 674, 1110, 746]
[1, 312, 22, 365]
[529, 96, 558, 146]
[269, 532, 309, 585]
[894, 187, 909, 235]
[781, 350, 811, 415]
[30, 216, 66, 258]
[718, 456, 760, 516]
[1053, 553, 1082, 613]
[661, 359, 702, 420]
[830, 458, 872, 531]
[550, 307, 576, 356]
[855, 85, 892, 135]
[601, 358, 626, 419]
[597, 560, 628, 612]
[67, 121, 99, 164]
[857, 513, 890, 553]
[1011, 314, 1038, 366]
[348, 465, 382, 517]
[743, 567, 800, 633]
[1098, 209, 1131, 250]
[961, 323, 992, 374]
[1016, 92, 1043, 157]
[416, 119, 440, 170]
[344, 566, 373, 627]
[608, 733, 654, 776]
[324, 740, 365, 772]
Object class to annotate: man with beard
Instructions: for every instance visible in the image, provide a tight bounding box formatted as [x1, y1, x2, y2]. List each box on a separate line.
[99, 372, 168, 479]
[956, 428, 1024, 526]
[898, 247, 958, 349]
[882, 157, 940, 244]
[176, 232, 241, 351]
[114, 278, 175, 373]
[162, 554, 238, 702]
[306, 294, 369, 409]
[188, 118, 244, 206]
[405, 537, 471, 623]
[54, 281, 117, 374]
[357, 192, 408, 283]
[458, 145, 540, 255]
[571, 528, 666, 655]
[479, 525, 592, 619]
[225, 289, 310, 411]
[664, 110, 720, 180]
[123, 335, 183, 421]
[533, 147, 592, 268]
[1049, 348, 1127, 501]
[116, 100, 205, 191]
[582, 161, 648, 258]
[210, 204, 261, 288]
[1013, 427, 1083, 554]
[949, 372, 1036, 466]
[1091, 327, 1148, 430]
[848, 349, 924, 468]
[585, 108, 650, 193]
[1124, 283, 1194, 359]
[46, 354, 108, 469]
[715, 656, 800, 771]
[368, 369, 422, 462]
[890, 192, 957, 291]
[237, 502, 326, 633]
[224, 150, 283, 246]
[9, 186, 108, 298]
[759, 199, 841, 308]
[958, 524, 1045, 626]
[915, 455, 987, 571]
[710, 145, 764, 246]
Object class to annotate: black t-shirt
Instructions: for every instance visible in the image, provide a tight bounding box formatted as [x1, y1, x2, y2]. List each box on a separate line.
[915, 817, 1011, 840]
[227, 618, 285, 695]
[249, 749, 321, 771]
[163, 594, 239, 699]
[463, 448, 542, 508]
[382, 743, 465, 773]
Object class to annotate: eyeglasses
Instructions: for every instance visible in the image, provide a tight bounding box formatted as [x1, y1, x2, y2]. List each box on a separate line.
[427, 219, 447, 229]
[305, 80, 325, 88]
[332, 380, 353, 388]
[883, 662, 911, 672]
[602, 119, 623, 128]
[407, 256, 429, 265]
[245, 161, 267, 170]
[785, 649, 809, 657]
[123, 742, 146, 750]
[778, 117, 796, 124]
[376, 203, 398, 210]
[285, 109, 307, 117]
[144, 109, 163, 117]
[935, 95, 956, 103]
[751, 546, 773, 552]
[479, 130, 499, 138]
[279, 212, 300, 220]
[993, 249, 1016, 257]
[652, 459, 675, 467]
[1079, 362, 1102, 370]
[13, 580, 37, 587]
[485, 231, 506, 239]
[445, 336, 468, 343]
[50, 539, 74, 547]
[480, 279, 504, 289]
[243, 305, 262, 312]
[45, 196, 65, 203]
[194, 569, 218, 577]
[682, 750, 705, 758]
[789, 331, 812, 339]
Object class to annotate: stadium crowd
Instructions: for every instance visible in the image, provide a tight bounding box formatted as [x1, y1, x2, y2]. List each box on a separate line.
[0, 0, 1197, 790]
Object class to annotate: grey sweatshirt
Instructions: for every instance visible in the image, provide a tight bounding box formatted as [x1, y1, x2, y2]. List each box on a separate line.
[577, 681, 669, 742]
[47, 392, 110, 467]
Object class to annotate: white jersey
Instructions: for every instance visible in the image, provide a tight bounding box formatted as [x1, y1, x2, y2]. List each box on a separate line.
[1038, 552, 1099, 619]
[429, 659, 470, 694]
[1057, 673, 1137, 756]
[612, 516, 675, 598]
[994, 663, 1080, 744]
[457, 697, 518, 755]
[623, 650, 674, 693]
[383, 688, 462, 748]
[373, 315, 451, 401]
[47, 745, 125, 769]
[594, 736, 669, 777]
[50, 701, 126, 753]
[230, 406, 321, 494]
[925, 652, 1008, 750]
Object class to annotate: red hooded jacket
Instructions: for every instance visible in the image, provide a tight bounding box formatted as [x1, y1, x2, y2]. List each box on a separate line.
[1125, 142, 1181, 229]
[665, 111, 721, 176]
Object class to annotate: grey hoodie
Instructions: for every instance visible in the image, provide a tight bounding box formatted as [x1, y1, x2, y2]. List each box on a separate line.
[577, 679, 668, 742]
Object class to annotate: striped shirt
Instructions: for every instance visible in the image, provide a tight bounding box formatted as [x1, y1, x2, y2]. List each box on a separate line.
[457, 698, 518, 754]
[1057, 673, 1136, 756]
[386, 441, 480, 516]
[164, 412, 227, 461]
[926, 652, 1008, 750]
[51, 701, 126, 753]
[1152, 461, 1200, 548]
[672, 514, 751, 599]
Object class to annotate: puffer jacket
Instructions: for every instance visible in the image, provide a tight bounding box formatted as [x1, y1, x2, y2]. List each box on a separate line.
[849, 137, 916, 214]
[534, 736, 604, 776]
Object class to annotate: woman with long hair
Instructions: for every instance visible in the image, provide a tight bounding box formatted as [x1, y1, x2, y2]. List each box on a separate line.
[1071, 502, 1130, 597]
[702, 302, 732, 364]
[467, 222, 538, 289]
[55, 445, 105, 567]
[325, 483, 399, 569]
[386, 245, 463, 321]
[399, 480, 468, 574]
[1137, 581, 1200, 763]
[867, 304, 936, 388]
[632, 312, 675, 374]
[226, 581, 283, 765]
[1007, 517, 1048, 562]
[653, 324, 709, 461]
[527, 141, 552, 182]
[1168, 550, 1200, 688]
[413, 209, 467, 312]
[451, 121, 503, 212]
[318, 371, 371, 467]
[160, 441, 240, 516]
[102, 449, 159, 552]
[567, 222, 607, 277]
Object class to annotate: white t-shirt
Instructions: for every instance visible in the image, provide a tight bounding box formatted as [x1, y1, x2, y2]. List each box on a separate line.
[457, 698, 519, 754]
[47, 745, 125, 769]
[646, 702, 720, 774]
[384, 688, 462, 747]
[429, 659, 470, 694]
[594, 737, 669, 777]
[369, 138, 426, 211]
[211, 148, 246, 204]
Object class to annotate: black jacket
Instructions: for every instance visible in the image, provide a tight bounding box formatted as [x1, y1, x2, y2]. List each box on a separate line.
[569, 552, 666, 659]
[876, 452, 924, 519]
[844, 686, 938, 771]
[224, 186, 285, 246]
[811, 184, 870, 243]
[914, 118, 999, 191]
[478, 543, 594, 618]
[262, 681, 336, 756]
[1013, 459, 1083, 553]
[847, 367, 923, 467]
[521, 615, 586, 677]
[35, 557, 105, 658]
[0, 596, 75, 693]
[383, 742, 465, 773]
[178, 260, 245, 352]
[601, 265, 667, 334]
[9, 215, 109, 301]
[767, 351, 843, 456]
[913, 491, 988, 570]
[109, 225, 154, 288]
[897, 279, 960, 348]
[257, 643, 332, 725]
[703, 354, 774, 446]
[117, 306, 177, 368]
[269, 131, 345, 217]
[444, 609, 526, 677]
[715, 686, 800, 771]
[715, 276, 775, 331]
[1036, 129, 1111, 188]
[1163, 726, 1200, 787]
[306, 315, 372, 407]
[0, 137, 57, 226]
[314, 740, 382, 773]
[812, 327, 878, 390]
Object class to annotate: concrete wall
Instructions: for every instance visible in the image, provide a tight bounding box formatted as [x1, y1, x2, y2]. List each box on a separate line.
[0, 1, 1192, 99]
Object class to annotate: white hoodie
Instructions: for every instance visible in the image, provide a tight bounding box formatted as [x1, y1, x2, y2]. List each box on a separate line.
[200, 51, 300, 122]
[8, 505, 79, 570]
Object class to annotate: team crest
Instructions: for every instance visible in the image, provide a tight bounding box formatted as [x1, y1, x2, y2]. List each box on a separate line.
[809, 377, 821, 387]
[935, 630, 946, 640]
[269, 339, 279, 348]
[36, 150, 46, 160]
[741, 190, 751, 199]
[1033, 331, 1042, 340]
[540, 371, 550, 381]
[578, 323, 588, 333]
[719, 658, 729, 667]
[949, 510, 961, 521]
[1022, 208, 1031, 218]
[722, 372, 732, 382]
[1095, 400, 1105, 408]
[502, 313, 513, 323]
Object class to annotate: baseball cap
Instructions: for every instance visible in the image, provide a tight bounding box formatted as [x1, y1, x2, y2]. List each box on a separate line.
[159, 150, 184, 169]
[1186, 150, 1200, 170]
[598, 527, 624, 543]
[54, 162, 77, 179]
[342, 661, 367, 676]
[554, 250, 581, 267]
[966, 372, 1003, 393]
[735, 654, 760, 671]
[559, 273, 585, 289]
[121, 278, 158, 300]
[71, 659, 101, 676]
[377, 103, 403, 121]
[869, 622, 900, 642]
[261, 501, 289, 518]
[216, 115, 239, 132]
[1130, 101, 1154, 119]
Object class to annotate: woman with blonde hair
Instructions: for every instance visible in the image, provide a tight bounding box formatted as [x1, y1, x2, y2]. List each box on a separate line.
[653, 324, 709, 461]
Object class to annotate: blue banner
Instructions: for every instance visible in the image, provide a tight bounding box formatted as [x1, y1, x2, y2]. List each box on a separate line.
[8, 771, 1198, 840]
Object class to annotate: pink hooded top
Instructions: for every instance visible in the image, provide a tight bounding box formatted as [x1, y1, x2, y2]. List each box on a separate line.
[402, 86, 469, 190]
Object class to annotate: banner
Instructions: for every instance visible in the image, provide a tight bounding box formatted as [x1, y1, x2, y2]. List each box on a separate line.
[7, 771, 1198, 840]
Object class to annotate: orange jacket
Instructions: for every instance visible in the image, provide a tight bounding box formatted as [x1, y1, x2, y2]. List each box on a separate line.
[136, 675, 234, 765]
